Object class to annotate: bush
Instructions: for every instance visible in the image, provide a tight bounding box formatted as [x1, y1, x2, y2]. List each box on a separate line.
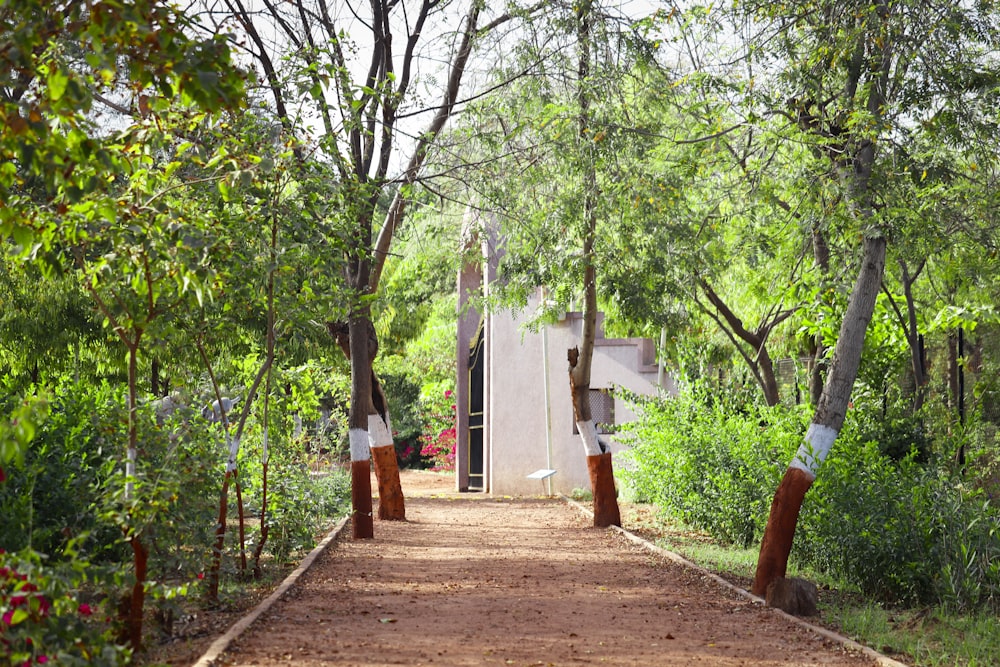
[619, 385, 808, 547]
[263, 466, 350, 564]
[797, 431, 1000, 609]
[621, 385, 1000, 609]
[1, 547, 129, 666]
[0, 382, 121, 559]
[418, 383, 456, 472]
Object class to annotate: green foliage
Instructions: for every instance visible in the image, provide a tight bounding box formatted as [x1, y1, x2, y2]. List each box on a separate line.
[0, 376, 224, 580]
[0, 256, 100, 387]
[797, 433, 1000, 609]
[0, 390, 49, 475]
[218, 357, 352, 562]
[378, 370, 423, 467]
[263, 468, 350, 565]
[620, 386, 808, 547]
[1, 548, 130, 666]
[623, 386, 1000, 609]
[0, 382, 118, 557]
[0, 0, 246, 237]
[379, 209, 463, 355]
[377, 240, 459, 469]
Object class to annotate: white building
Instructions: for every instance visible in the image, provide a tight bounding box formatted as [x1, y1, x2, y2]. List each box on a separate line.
[455, 215, 674, 495]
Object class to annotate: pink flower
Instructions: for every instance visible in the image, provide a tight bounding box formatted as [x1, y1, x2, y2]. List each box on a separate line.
[2, 610, 13, 625]
[10, 595, 27, 607]
[37, 656, 49, 664]
[78, 603, 93, 616]
[444, 390, 453, 398]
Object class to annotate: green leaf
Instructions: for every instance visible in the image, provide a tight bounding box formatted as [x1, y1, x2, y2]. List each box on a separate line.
[49, 67, 69, 102]
[7, 607, 29, 626]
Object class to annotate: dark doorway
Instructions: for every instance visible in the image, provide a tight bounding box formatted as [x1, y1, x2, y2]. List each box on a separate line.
[467, 321, 485, 490]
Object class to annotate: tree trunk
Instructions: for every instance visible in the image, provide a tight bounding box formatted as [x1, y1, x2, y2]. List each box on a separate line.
[570, 348, 622, 528]
[330, 319, 405, 523]
[885, 258, 927, 413]
[207, 471, 231, 601]
[347, 314, 377, 538]
[567, 0, 620, 529]
[124, 342, 147, 650]
[151, 357, 160, 396]
[698, 280, 788, 407]
[253, 216, 279, 575]
[901, 262, 926, 413]
[371, 414, 405, 519]
[758, 350, 781, 408]
[752, 235, 886, 596]
[127, 535, 148, 650]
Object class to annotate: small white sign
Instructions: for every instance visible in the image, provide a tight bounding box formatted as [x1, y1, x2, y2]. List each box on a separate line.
[526, 468, 557, 480]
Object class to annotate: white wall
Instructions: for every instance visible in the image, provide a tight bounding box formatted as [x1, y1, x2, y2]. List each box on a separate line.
[487, 293, 669, 496]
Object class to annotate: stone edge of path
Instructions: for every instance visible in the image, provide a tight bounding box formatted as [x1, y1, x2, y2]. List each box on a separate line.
[191, 514, 351, 667]
[561, 495, 910, 667]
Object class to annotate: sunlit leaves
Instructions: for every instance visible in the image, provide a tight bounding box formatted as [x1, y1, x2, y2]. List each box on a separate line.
[0, 0, 246, 243]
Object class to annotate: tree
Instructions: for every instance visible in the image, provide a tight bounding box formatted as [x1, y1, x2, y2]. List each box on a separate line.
[565, 0, 621, 527]
[2, 2, 246, 648]
[747, 0, 1000, 596]
[216, 0, 522, 537]
[455, 1, 671, 524]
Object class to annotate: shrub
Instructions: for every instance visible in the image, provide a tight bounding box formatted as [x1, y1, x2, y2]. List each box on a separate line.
[263, 466, 350, 564]
[418, 383, 456, 472]
[0, 382, 121, 559]
[621, 384, 1000, 609]
[619, 385, 808, 547]
[796, 431, 1000, 609]
[0, 547, 129, 666]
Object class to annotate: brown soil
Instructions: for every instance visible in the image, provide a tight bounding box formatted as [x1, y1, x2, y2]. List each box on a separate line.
[192, 470, 877, 667]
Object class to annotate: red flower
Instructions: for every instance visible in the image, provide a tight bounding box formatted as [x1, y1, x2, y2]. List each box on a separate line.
[78, 603, 93, 616]
[197, 572, 205, 580]
[0, 466, 6, 482]
[2, 610, 13, 625]
[37, 595, 51, 616]
[444, 390, 453, 398]
[10, 595, 27, 607]
[37, 657, 49, 664]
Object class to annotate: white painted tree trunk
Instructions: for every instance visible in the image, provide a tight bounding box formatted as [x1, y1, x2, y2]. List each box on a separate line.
[752, 235, 886, 596]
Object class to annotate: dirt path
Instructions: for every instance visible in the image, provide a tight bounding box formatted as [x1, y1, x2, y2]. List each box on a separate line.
[209, 471, 876, 666]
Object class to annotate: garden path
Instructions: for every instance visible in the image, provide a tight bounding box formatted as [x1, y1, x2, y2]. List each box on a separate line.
[202, 471, 878, 667]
